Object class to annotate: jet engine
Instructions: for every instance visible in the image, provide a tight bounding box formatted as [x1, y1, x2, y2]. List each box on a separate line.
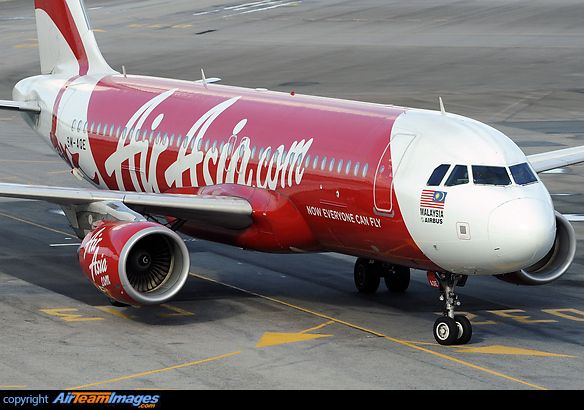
[495, 211, 576, 285]
[79, 221, 190, 305]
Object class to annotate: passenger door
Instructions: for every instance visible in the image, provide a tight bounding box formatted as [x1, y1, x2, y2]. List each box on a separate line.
[373, 133, 416, 216]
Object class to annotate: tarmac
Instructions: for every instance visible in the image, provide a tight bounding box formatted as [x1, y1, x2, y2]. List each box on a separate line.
[0, 0, 584, 389]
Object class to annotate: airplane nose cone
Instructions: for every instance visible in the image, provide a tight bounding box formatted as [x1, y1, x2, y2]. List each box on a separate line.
[488, 198, 555, 269]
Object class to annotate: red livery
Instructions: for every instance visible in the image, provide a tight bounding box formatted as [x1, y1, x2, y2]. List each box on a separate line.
[2, 0, 584, 345]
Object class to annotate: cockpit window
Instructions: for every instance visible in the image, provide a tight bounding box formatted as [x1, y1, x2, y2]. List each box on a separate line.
[510, 163, 538, 185]
[445, 165, 469, 186]
[427, 164, 450, 186]
[472, 165, 511, 185]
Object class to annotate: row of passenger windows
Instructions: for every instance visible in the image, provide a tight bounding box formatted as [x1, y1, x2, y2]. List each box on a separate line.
[71, 119, 370, 178]
[427, 163, 538, 187]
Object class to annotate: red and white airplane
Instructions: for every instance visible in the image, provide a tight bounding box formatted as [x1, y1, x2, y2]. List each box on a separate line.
[1, 0, 584, 345]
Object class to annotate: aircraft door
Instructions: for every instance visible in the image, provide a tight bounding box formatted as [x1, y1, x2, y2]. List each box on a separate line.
[373, 133, 416, 217]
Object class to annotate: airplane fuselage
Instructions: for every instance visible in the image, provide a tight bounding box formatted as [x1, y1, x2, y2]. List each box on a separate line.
[13, 72, 556, 276]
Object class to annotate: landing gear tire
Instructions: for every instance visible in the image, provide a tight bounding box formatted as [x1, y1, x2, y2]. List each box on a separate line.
[433, 317, 458, 345]
[354, 258, 380, 293]
[383, 264, 410, 292]
[454, 315, 472, 345]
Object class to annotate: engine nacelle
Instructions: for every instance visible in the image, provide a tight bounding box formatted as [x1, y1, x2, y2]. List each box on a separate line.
[495, 211, 576, 286]
[79, 221, 190, 305]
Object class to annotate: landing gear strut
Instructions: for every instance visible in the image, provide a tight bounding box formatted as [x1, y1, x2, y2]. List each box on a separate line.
[430, 272, 472, 345]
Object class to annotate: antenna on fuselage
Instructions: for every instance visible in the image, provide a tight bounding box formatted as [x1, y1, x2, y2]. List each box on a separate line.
[439, 97, 446, 117]
[201, 69, 208, 89]
[122, 66, 127, 78]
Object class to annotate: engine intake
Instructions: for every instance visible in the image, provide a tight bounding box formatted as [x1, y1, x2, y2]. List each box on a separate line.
[79, 221, 190, 305]
[495, 211, 576, 286]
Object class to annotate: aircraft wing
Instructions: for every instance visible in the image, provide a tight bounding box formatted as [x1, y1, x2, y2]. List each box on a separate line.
[527, 145, 584, 173]
[0, 182, 253, 230]
[0, 99, 41, 112]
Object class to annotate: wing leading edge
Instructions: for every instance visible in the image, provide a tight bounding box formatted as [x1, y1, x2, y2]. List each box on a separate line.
[0, 182, 253, 231]
[0, 100, 41, 113]
[528, 145, 584, 173]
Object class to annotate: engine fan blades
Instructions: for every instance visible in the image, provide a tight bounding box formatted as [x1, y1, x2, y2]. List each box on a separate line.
[126, 234, 173, 293]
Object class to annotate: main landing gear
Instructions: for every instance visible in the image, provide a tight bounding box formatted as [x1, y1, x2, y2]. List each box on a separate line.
[354, 258, 410, 293]
[428, 272, 472, 345]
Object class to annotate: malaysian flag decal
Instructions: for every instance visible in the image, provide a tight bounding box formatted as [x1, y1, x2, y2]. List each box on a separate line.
[420, 189, 447, 209]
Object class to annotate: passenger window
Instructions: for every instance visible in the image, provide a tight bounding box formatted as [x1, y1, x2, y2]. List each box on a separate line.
[427, 164, 450, 186]
[328, 158, 335, 172]
[510, 163, 538, 185]
[445, 165, 469, 186]
[472, 165, 511, 185]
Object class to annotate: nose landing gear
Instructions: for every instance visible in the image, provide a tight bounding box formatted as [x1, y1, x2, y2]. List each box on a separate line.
[352, 259, 472, 345]
[429, 272, 472, 345]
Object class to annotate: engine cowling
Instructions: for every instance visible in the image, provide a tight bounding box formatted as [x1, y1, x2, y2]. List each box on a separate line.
[495, 211, 576, 286]
[79, 221, 190, 305]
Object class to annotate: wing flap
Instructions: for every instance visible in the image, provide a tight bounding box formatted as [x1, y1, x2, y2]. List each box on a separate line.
[527, 145, 584, 173]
